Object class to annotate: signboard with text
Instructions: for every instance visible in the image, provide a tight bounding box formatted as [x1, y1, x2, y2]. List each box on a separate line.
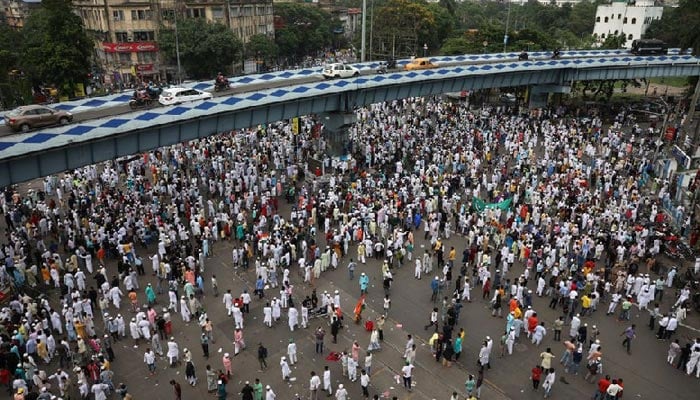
[102, 42, 158, 53]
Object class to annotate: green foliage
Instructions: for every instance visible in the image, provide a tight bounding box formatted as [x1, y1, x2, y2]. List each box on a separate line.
[20, 0, 93, 93]
[246, 34, 278, 64]
[645, 0, 700, 54]
[0, 25, 22, 82]
[371, 0, 436, 57]
[158, 18, 242, 79]
[274, 3, 341, 62]
[600, 33, 627, 50]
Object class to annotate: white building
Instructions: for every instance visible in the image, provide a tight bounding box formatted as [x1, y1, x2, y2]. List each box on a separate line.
[592, 0, 663, 48]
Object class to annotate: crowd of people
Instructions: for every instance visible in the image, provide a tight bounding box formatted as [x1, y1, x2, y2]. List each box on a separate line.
[0, 93, 699, 400]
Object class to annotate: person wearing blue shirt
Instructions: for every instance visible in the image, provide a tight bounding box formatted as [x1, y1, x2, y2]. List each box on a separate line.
[359, 272, 369, 295]
[255, 276, 265, 299]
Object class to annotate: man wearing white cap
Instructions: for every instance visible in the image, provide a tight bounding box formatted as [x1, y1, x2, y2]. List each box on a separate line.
[280, 356, 291, 380]
[265, 385, 276, 400]
[335, 383, 347, 400]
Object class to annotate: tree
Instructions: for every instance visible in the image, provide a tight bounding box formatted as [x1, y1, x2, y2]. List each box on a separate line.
[600, 33, 627, 50]
[274, 3, 340, 63]
[20, 0, 93, 95]
[158, 18, 242, 79]
[246, 34, 278, 69]
[646, 0, 700, 54]
[0, 25, 21, 81]
[372, 0, 436, 58]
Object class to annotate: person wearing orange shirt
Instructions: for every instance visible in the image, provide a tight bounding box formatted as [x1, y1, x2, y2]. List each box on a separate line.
[527, 313, 539, 338]
[128, 290, 138, 313]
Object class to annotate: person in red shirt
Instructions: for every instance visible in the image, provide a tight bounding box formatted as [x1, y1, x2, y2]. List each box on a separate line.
[616, 378, 624, 398]
[531, 365, 543, 390]
[594, 375, 611, 400]
[527, 312, 539, 337]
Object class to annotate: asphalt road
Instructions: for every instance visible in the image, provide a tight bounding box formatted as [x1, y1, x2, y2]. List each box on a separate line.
[52, 205, 697, 400]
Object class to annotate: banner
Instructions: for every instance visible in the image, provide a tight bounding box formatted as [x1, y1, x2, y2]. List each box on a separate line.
[102, 42, 158, 53]
[472, 196, 512, 212]
[292, 117, 299, 135]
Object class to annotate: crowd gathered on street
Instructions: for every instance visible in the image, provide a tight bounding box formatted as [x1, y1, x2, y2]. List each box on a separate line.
[0, 93, 699, 400]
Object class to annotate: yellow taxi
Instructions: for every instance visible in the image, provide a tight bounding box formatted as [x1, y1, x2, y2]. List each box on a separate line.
[403, 58, 438, 71]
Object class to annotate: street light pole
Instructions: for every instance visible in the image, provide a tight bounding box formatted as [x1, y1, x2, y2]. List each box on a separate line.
[504, 0, 511, 54]
[361, 0, 367, 62]
[174, 19, 182, 84]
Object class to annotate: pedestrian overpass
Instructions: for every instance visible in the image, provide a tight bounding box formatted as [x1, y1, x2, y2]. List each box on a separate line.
[1, 53, 699, 186]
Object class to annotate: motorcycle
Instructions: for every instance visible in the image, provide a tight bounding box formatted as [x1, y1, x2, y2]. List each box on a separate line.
[214, 79, 230, 92]
[129, 94, 153, 109]
[377, 62, 387, 74]
[552, 49, 562, 59]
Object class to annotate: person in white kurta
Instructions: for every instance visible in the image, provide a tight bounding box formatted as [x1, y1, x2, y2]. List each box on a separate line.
[233, 307, 244, 329]
[272, 298, 281, 321]
[323, 365, 332, 394]
[287, 339, 297, 365]
[180, 297, 191, 322]
[167, 338, 179, 366]
[532, 323, 547, 346]
[280, 356, 291, 380]
[265, 386, 276, 400]
[335, 384, 347, 400]
[288, 307, 298, 332]
[263, 304, 272, 327]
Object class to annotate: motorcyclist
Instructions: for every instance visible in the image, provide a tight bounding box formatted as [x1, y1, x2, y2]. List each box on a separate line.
[216, 73, 228, 85]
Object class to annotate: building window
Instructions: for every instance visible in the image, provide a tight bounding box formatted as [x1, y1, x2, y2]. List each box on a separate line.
[118, 53, 131, 65]
[137, 52, 156, 63]
[112, 10, 124, 21]
[601, 33, 606, 39]
[131, 9, 152, 21]
[186, 8, 205, 18]
[212, 7, 224, 20]
[161, 9, 175, 20]
[631, 18, 636, 24]
[133, 31, 155, 41]
[617, 14, 621, 19]
[604, 17, 608, 23]
[596, 16, 600, 22]
[115, 31, 129, 42]
[242, 6, 253, 17]
[257, 24, 267, 35]
[614, 30, 618, 35]
[256, 6, 265, 16]
[623, 17, 627, 24]
[628, 34, 633, 40]
[230, 6, 240, 17]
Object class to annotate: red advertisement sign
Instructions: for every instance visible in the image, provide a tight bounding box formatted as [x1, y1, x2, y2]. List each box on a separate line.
[102, 42, 158, 53]
[136, 64, 154, 72]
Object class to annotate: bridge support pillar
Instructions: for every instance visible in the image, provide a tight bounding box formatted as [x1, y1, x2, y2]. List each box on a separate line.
[320, 111, 357, 157]
[528, 84, 571, 109]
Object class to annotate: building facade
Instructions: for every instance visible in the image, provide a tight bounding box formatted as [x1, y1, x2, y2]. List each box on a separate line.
[592, 0, 663, 48]
[72, 0, 275, 85]
[2, 0, 41, 29]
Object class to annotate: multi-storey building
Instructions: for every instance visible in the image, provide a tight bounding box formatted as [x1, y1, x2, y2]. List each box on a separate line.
[2, 0, 42, 29]
[592, 0, 663, 48]
[72, 0, 275, 84]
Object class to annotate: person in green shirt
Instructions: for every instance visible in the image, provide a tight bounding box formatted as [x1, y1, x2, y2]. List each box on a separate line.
[253, 378, 263, 400]
[619, 296, 633, 321]
[465, 374, 476, 397]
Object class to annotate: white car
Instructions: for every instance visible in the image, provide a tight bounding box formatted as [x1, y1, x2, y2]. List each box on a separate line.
[322, 63, 360, 79]
[158, 87, 213, 105]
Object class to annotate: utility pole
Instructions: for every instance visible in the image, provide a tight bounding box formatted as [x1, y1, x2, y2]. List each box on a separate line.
[503, 0, 511, 54]
[361, 0, 367, 62]
[175, 17, 182, 84]
[681, 77, 700, 149]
